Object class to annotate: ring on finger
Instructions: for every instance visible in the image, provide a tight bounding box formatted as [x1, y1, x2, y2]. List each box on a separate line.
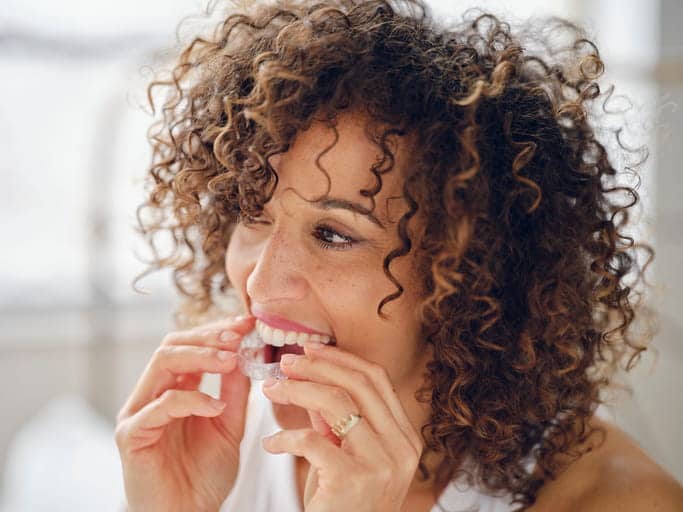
[330, 413, 362, 440]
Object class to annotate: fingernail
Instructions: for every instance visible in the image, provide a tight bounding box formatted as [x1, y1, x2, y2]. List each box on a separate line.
[304, 340, 324, 350]
[219, 330, 240, 343]
[217, 350, 236, 361]
[211, 399, 227, 410]
[263, 376, 278, 387]
[280, 354, 297, 366]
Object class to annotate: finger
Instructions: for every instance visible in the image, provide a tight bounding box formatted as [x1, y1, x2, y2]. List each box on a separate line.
[216, 355, 251, 442]
[279, 354, 414, 456]
[262, 428, 351, 476]
[163, 316, 256, 402]
[306, 409, 338, 445]
[117, 389, 226, 452]
[150, 316, 256, 394]
[164, 315, 257, 351]
[174, 373, 203, 391]
[120, 345, 240, 418]
[302, 342, 422, 454]
[118, 316, 255, 420]
[262, 379, 379, 456]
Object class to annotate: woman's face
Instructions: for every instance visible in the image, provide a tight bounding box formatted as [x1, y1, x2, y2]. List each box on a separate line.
[225, 111, 431, 429]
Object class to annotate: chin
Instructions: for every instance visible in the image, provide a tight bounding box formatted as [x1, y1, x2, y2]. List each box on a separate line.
[271, 402, 310, 430]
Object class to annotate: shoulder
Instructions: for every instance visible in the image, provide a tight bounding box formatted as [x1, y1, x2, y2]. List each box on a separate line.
[529, 415, 683, 511]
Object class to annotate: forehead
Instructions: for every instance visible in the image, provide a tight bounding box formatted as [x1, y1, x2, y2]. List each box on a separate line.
[267, 111, 411, 222]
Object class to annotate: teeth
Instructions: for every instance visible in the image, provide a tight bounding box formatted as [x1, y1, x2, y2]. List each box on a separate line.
[262, 325, 275, 344]
[272, 328, 285, 347]
[256, 319, 334, 347]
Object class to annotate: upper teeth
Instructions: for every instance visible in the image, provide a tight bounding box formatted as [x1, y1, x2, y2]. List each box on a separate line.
[255, 319, 333, 347]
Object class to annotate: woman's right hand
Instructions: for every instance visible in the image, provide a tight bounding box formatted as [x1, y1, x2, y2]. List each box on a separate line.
[115, 315, 256, 512]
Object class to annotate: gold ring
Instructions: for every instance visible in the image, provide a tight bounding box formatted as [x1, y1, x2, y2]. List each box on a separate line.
[330, 413, 362, 440]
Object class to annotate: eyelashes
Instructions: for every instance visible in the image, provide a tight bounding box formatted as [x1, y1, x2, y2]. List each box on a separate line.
[238, 213, 358, 251]
[312, 225, 356, 251]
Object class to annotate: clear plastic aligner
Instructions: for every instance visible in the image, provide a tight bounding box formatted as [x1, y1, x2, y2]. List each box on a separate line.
[237, 327, 288, 381]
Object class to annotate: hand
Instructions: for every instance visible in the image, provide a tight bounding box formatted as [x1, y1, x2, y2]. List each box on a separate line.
[261, 342, 423, 512]
[114, 315, 256, 512]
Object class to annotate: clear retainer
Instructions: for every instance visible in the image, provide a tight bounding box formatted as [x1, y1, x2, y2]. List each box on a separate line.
[237, 327, 288, 381]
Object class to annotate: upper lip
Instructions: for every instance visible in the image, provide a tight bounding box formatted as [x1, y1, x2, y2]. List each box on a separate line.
[251, 306, 333, 338]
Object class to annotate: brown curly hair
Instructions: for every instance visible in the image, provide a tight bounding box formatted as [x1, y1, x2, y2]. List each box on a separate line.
[135, 0, 656, 508]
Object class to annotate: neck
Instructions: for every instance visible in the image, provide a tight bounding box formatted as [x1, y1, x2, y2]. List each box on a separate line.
[388, 341, 449, 502]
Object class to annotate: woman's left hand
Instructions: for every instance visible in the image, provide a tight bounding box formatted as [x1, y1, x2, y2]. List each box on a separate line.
[261, 341, 423, 512]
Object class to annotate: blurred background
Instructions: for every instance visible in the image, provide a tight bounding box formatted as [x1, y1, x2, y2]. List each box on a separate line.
[0, 0, 681, 510]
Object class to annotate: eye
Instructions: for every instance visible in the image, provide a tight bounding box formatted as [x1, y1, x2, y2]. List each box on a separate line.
[313, 224, 357, 251]
[238, 212, 358, 251]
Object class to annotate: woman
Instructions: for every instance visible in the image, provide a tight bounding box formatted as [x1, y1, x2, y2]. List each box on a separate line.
[115, 1, 683, 510]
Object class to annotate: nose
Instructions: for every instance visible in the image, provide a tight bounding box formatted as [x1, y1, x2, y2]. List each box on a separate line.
[245, 227, 308, 305]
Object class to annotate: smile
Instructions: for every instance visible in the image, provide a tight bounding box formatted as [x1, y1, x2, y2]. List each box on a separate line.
[255, 319, 336, 363]
[255, 319, 335, 347]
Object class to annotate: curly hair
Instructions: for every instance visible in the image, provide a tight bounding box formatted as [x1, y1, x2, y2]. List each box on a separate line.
[135, 0, 656, 508]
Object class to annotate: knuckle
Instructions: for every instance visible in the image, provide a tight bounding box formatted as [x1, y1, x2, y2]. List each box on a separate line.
[151, 345, 173, 364]
[352, 369, 372, 389]
[300, 429, 319, 445]
[401, 450, 419, 474]
[331, 386, 351, 404]
[113, 422, 129, 447]
[161, 331, 183, 346]
[370, 363, 390, 385]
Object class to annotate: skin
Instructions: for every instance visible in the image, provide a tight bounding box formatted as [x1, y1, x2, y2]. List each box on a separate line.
[115, 315, 260, 512]
[225, 110, 442, 509]
[224, 109, 683, 511]
[225, 111, 430, 436]
[116, 110, 683, 512]
[531, 416, 683, 511]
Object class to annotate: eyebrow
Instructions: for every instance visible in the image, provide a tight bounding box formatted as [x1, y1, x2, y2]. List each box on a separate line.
[311, 197, 386, 230]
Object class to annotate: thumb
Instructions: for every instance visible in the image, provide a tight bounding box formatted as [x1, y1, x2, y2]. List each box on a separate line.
[216, 367, 251, 440]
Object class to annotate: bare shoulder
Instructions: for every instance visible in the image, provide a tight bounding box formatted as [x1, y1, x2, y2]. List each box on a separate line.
[529, 415, 683, 511]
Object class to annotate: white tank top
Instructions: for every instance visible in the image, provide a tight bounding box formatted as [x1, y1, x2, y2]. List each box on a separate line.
[219, 382, 517, 512]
